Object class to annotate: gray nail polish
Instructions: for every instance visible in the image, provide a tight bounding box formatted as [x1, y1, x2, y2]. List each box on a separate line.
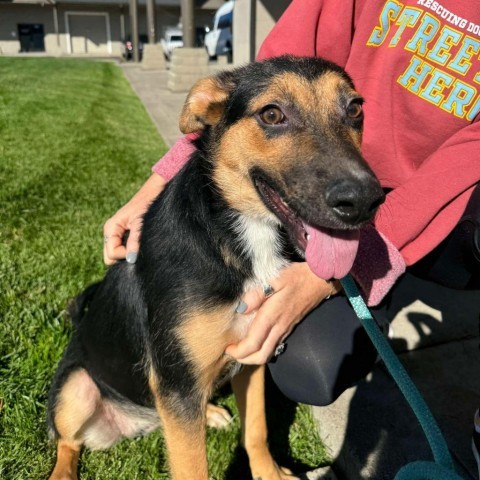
[235, 300, 248, 314]
[126, 252, 138, 264]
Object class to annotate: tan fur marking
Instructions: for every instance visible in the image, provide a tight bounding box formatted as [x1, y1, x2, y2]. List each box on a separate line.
[148, 368, 161, 409]
[246, 71, 348, 123]
[212, 116, 312, 219]
[313, 71, 349, 120]
[53, 369, 100, 442]
[220, 244, 244, 270]
[232, 366, 297, 480]
[160, 412, 208, 480]
[50, 370, 100, 480]
[179, 77, 229, 133]
[349, 128, 363, 150]
[49, 441, 80, 480]
[149, 368, 209, 480]
[177, 305, 240, 394]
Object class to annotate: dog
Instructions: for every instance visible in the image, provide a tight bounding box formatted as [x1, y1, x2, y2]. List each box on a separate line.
[47, 55, 384, 480]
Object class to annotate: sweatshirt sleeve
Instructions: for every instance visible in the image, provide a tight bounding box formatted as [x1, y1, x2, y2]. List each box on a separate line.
[351, 120, 480, 306]
[256, 0, 323, 61]
[152, 134, 198, 182]
[350, 225, 406, 307]
[375, 120, 480, 266]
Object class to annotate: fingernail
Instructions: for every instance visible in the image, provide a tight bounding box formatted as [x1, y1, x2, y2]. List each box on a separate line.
[126, 252, 138, 264]
[235, 300, 248, 313]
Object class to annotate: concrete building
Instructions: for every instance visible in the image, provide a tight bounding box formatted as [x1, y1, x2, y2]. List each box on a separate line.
[0, 0, 291, 63]
[233, 0, 291, 64]
[0, 0, 223, 57]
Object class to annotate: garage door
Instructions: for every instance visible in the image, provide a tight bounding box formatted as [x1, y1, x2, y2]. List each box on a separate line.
[69, 14, 109, 54]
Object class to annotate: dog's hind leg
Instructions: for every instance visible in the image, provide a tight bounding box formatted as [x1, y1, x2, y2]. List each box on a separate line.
[48, 369, 101, 480]
[49, 368, 136, 479]
[232, 365, 298, 480]
[49, 440, 81, 480]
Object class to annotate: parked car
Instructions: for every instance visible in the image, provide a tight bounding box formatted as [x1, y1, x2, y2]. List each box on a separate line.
[204, 0, 233, 61]
[123, 34, 148, 61]
[160, 27, 183, 60]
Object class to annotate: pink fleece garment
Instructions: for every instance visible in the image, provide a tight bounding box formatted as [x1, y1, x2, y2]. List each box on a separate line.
[351, 225, 406, 306]
[152, 134, 198, 182]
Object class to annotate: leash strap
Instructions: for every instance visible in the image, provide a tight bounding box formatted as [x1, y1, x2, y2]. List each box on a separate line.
[340, 275, 463, 479]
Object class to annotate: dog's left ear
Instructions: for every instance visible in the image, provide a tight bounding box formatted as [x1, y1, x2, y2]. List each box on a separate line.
[179, 72, 236, 134]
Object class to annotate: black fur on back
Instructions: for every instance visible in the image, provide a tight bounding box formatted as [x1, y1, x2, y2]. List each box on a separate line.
[67, 282, 101, 327]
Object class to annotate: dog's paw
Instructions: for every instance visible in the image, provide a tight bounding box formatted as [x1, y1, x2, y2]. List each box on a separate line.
[206, 403, 232, 428]
[299, 467, 337, 480]
[252, 463, 300, 480]
[278, 465, 300, 479]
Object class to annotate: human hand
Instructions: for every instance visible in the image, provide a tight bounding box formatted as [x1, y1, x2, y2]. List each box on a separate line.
[103, 173, 167, 265]
[225, 263, 341, 365]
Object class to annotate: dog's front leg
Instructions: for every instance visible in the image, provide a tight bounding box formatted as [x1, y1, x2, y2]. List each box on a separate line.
[150, 373, 209, 480]
[159, 405, 208, 479]
[232, 365, 298, 480]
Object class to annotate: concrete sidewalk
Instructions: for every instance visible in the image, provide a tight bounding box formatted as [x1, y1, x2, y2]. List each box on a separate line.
[120, 63, 480, 480]
[122, 60, 229, 147]
[315, 273, 480, 480]
[122, 64, 187, 148]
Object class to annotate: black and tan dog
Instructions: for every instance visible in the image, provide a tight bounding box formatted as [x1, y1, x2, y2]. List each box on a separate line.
[47, 56, 384, 480]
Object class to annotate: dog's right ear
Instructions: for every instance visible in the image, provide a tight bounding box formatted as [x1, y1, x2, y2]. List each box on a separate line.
[179, 72, 236, 134]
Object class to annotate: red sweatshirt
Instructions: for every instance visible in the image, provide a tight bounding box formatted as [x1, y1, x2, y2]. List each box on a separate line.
[154, 0, 480, 302]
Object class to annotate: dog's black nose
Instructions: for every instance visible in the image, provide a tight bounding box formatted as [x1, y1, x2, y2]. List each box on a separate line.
[326, 178, 385, 224]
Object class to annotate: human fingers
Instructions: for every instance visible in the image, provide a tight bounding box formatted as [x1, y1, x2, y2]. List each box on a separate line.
[225, 312, 275, 362]
[228, 266, 339, 363]
[227, 289, 294, 363]
[103, 220, 127, 265]
[231, 325, 285, 365]
[235, 284, 273, 314]
[236, 263, 331, 317]
[240, 281, 339, 365]
[125, 215, 143, 264]
[238, 264, 323, 314]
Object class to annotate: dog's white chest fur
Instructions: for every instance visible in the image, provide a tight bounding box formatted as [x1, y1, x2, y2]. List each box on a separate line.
[234, 215, 287, 288]
[230, 215, 288, 339]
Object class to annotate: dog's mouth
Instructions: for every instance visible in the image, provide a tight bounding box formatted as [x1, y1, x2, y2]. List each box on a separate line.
[254, 176, 360, 280]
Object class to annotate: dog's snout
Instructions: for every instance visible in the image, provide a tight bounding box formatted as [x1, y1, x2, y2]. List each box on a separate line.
[326, 178, 384, 225]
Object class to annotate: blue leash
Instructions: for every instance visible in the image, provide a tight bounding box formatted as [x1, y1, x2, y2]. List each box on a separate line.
[340, 275, 463, 480]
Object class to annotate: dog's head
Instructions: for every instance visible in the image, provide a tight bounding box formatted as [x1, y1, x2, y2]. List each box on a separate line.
[180, 56, 384, 279]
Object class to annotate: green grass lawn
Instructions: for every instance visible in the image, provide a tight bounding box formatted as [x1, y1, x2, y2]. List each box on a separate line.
[0, 57, 328, 479]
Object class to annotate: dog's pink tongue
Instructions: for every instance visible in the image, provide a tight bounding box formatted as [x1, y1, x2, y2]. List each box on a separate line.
[305, 225, 360, 280]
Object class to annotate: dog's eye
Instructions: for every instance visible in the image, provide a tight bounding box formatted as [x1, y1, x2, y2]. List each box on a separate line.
[259, 106, 285, 125]
[346, 100, 363, 120]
